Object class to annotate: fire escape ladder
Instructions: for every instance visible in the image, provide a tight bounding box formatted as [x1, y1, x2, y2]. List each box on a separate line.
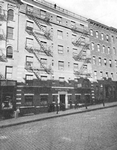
[32, 51, 53, 75]
[30, 31, 52, 57]
[25, 63, 41, 80]
[32, 17, 51, 39]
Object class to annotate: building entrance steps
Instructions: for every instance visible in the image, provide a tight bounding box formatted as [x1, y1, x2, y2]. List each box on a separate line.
[0, 102, 117, 128]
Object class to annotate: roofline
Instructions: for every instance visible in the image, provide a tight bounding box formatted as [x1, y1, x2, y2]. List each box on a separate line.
[87, 19, 110, 29]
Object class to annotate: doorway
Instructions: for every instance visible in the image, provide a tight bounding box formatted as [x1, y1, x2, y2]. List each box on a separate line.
[60, 94, 65, 110]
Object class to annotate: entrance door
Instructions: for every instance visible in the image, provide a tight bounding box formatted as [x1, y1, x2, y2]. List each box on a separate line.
[60, 94, 65, 110]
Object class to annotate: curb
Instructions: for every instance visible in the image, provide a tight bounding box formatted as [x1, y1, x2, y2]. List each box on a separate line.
[0, 104, 117, 128]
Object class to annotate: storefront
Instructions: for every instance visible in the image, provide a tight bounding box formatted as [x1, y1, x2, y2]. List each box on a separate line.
[0, 80, 16, 117]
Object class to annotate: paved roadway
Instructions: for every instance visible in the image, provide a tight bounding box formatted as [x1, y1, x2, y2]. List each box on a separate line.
[0, 107, 117, 150]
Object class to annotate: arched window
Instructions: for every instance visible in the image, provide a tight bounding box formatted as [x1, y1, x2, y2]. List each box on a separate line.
[6, 46, 13, 58]
[7, 9, 14, 21]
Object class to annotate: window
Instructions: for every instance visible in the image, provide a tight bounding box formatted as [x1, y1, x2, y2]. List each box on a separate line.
[111, 73, 113, 80]
[40, 58, 47, 67]
[52, 60, 54, 66]
[112, 35, 114, 42]
[91, 42, 94, 50]
[57, 30, 63, 39]
[96, 31, 99, 38]
[6, 46, 13, 58]
[97, 44, 100, 51]
[40, 95, 48, 105]
[26, 56, 33, 67]
[71, 21, 75, 27]
[41, 25, 46, 32]
[107, 47, 110, 54]
[109, 60, 112, 67]
[26, 5, 33, 13]
[26, 38, 33, 48]
[92, 56, 96, 64]
[98, 57, 102, 66]
[7, 9, 14, 21]
[72, 34, 76, 42]
[26, 21, 33, 30]
[56, 16, 62, 24]
[106, 72, 108, 79]
[83, 65, 87, 70]
[5, 66, 13, 79]
[25, 95, 33, 106]
[101, 33, 104, 40]
[113, 47, 116, 55]
[100, 71, 103, 79]
[106, 35, 109, 42]
[68, 62, 70, 67]
[58, 45, 63, 54]
[102, 45, 105, 53]
[73, 48, 77, 56]
[115, 60, 117, 67]
[90, 29, 93, 36]
[67, 47, 69, 53]
[25, 74, 33, 84]
[41, 75, 47, 81]
[58, 61, 64, 70]
[41, 41, 47, 48]
[73, 63, 78, 71]
[25, 74, 33, 81]
[94, 71, 97, 79]
[7, 27, 13, 39]
[40, 10, 46, 19]
[104, 58, 107, 66]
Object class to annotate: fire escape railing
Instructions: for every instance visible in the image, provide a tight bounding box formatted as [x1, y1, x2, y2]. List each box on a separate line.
[25, 46, 53, 75]
[26, 28, 53, 57]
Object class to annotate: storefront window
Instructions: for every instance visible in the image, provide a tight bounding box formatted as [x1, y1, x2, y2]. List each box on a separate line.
[25, 95, 33, 106]
[40, 95, 48, 105]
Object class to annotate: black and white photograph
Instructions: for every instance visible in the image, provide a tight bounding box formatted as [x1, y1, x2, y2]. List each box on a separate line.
[0, 0, 117, 149]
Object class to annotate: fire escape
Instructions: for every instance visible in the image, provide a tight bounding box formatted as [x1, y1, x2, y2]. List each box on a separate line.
[0, 9, 6, 21]
[72, 25, 91, 77]
[25, 7, 53, 79]
[0, 9, 7, 62]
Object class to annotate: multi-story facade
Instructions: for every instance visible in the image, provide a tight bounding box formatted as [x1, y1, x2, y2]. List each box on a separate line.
[0, 0, 116, 115]
[88, 19, 117, 103]
[0, 0, 21, 115]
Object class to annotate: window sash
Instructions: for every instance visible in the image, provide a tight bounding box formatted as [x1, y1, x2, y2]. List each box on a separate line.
[57, 30, 63, 39]
[58, 61, 64, 70]
[6, 66, 13, 79]
[57, 16, 62, 24]
[7, 27, 13, 39]
[6, 46, 13, 58]
[58, 45, 63, 54]
[26, 75, 33, 80]
[26, 38, 33, 47]
[7, 9, 14, 21]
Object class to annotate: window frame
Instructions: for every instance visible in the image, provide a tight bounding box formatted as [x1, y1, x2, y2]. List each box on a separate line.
[6, 46, 13, 58]
[5, 66, 13, 79]
[7, 27, 14, 39]
[7, 9, 14, 21]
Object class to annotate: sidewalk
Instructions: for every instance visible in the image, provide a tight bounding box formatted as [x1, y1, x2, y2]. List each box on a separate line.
[0, 102, 117, 128]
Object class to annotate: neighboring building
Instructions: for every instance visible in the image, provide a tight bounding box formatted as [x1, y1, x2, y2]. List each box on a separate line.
[0, 0, 116, 115]
[0, 0, 21, 115]
[88, 19, 117, 103]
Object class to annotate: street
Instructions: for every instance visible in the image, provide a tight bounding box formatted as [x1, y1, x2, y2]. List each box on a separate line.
[0, 107, 117, 150]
